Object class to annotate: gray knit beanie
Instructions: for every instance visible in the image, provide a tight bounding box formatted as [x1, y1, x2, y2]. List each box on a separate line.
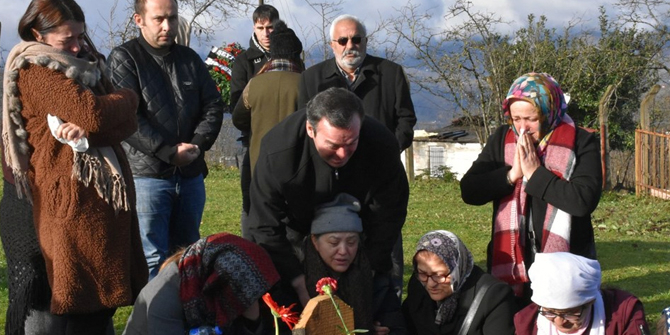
[311, 193, 362, 235]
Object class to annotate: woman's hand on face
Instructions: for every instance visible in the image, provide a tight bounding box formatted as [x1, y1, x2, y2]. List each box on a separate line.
[508, 133, 524, 183]
[373, 321, 390, 335]
[518, 132, 540, 179]
[56, 122, 87, 142]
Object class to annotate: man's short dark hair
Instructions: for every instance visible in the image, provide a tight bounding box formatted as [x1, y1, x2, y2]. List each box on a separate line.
[252, 4, 279, 23]
[306, 88, 365, 131]
[135, 0, 177, 16]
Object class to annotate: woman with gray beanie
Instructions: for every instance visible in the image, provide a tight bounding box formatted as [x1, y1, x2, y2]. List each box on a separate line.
[303, 193, 406, 335]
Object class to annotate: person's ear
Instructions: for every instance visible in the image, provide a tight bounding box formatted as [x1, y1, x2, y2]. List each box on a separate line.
[306, 121, 315, 139]
[31, 28, 43, 42]
[310, 235, 319, 250]
[134, 13, 144, 28]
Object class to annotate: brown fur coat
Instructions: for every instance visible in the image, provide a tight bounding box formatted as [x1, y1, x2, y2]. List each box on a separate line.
[13, 58, 148, 314]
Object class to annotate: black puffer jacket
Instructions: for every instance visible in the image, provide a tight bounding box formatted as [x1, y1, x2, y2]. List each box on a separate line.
[106, 35, 223, 178]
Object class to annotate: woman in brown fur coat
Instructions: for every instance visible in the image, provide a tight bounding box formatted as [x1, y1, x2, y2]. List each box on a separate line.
[2, 0, 148, 333]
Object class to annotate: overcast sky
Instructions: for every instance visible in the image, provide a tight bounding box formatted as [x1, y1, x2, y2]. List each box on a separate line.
[1, 0, 623, 59]
[0, 0, 625, 125]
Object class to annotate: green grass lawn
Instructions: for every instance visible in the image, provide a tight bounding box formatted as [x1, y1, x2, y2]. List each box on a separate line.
[1, 166, 669, 333]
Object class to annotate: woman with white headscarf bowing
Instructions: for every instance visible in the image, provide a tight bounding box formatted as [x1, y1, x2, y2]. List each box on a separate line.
[514, 252, 649, 335]
[402, 230, 516, 335]
[460, 73, 602, 304]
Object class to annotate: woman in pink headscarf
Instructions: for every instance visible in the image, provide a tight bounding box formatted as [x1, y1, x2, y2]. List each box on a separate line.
[460, 73, 602, 305]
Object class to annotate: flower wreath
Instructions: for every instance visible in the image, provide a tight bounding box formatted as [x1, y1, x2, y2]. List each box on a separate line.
[205, 42, 245, 106]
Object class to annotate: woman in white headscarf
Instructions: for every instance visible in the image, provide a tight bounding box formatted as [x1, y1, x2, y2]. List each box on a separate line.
[514, 252, 649, 335]
[402, 230, 516, 335]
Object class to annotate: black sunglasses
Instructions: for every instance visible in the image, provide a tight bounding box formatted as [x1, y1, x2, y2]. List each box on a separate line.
[333, 36, 363, 46]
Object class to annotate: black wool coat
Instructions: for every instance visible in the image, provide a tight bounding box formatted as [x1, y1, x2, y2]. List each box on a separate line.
[460, 125, 602, 272]
[297, 55, 417, 151]
[402, 266, 516, 335]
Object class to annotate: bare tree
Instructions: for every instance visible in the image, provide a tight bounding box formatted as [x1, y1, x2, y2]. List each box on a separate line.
[94, 0, 137, 52]
[384, 0, 666, 149]
[295, 0, 344, 66]
[614, 0, 670, 77]
[179, 0, 255, 45]
[93, 0, 255, 52]
[614, 0, 670, 33]
[383, 0, 510, 143]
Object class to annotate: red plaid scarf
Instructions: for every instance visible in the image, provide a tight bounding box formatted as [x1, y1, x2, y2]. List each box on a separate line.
[491, 115, 577, 296]
[179, 233, 279, 329]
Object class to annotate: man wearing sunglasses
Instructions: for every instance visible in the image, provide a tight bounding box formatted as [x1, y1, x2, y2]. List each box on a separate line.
[297, 14, 416, 153]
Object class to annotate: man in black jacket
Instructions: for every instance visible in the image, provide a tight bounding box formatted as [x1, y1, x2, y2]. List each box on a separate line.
[298, 14, 416, 296]
[248, 88, 409, 308]
[297, 14, 416, 152]
[230, 5, 280, 236]
[106, 0, 224, 278]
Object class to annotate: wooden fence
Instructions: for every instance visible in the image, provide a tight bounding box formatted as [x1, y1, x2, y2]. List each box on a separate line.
[635, 129, 670, 199]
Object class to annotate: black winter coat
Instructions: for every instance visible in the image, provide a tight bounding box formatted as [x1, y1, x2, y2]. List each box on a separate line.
[230, 36, 269, 147]
[230, 36, 270, 111]
[107, 36, 224, 178]
[297, 56, 416, 151]
[460, 125, 602, 272]
[402, 266, 516, 335]
[247, 110, 409, 281]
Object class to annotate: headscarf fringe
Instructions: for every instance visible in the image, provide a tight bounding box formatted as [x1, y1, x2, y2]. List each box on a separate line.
[13, 169, 33, 204]
[71, 151, 129, 215]
[3, 42, 129, 215]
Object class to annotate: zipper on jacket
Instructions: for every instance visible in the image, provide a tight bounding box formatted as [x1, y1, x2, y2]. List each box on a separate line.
[160, 56, 181, 175]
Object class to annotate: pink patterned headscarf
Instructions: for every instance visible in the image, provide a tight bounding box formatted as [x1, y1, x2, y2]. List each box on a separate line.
[502, 73, 568, 137]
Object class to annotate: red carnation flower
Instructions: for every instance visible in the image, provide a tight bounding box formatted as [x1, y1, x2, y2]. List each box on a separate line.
[316, 277, 338, 295]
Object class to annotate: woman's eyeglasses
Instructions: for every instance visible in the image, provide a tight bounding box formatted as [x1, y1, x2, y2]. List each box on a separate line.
[539, 306, 584, 323]
[333, 36, 363, 46]
[416, 270, 450, 283]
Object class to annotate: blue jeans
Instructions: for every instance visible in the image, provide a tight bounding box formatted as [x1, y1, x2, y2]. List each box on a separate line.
[134, 174, 206, 278]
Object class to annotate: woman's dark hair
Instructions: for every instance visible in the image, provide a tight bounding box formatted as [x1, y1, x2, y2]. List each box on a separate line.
[18, 0, 85, 42]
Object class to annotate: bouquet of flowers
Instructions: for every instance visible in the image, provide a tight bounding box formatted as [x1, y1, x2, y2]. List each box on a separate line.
[205, 42, 245, 106]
